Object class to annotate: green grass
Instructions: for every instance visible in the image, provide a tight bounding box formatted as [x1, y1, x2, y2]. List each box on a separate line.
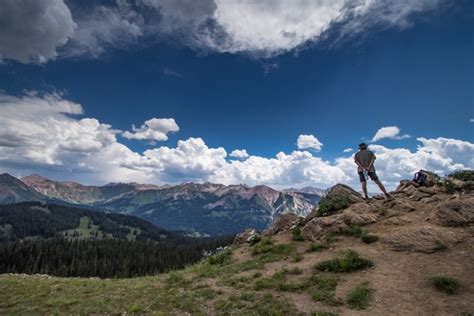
[346, 282, 374, 310]
[361, 234, 379, 244]
[291, 227, 305, 241]
[63, 217, 101, 240]
[337, 225, 379, 245]
[251, 239, 297, 260]
[429, 274, 460, 294]
[215, 292, 296, 315]
[0, 274, 212, 315]
[253, 269, 307, 292]
[339, 225, 364, 237]
[208, 248, 232, 265]
[316, 194, 350, 217]
[309, 274, 340, 306]
[307, 242, 329, 252]
[315, 250, 373, 273]
[311, 311, 338, 316]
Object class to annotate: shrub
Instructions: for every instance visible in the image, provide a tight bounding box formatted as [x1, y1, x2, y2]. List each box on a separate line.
[307, 243, 328, 252]
[440, 179, 456, 194]
[248, 234, 261, 246]
[291, 227, 305, 241]
[315, 250, 373, 273]
[208, 249, 232, 265]
[429, 274, 460, 294]
[311, 312, 338, 316]
[316, 194, 350, 217]
[361, 234, 378, 244]
[291, 253, 304, 262]
[251, 239, 295, 257]
[448, 170, 474, 182]
[346, 282, 373, 310]
[339, 225, 363, 237]
[288, 267, 303, 275]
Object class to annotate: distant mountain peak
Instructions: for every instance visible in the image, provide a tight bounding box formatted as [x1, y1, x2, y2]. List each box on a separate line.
[21, 174, 52, 183]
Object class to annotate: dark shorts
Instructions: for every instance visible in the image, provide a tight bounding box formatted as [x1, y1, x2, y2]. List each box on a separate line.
[358, 171, 379, 182]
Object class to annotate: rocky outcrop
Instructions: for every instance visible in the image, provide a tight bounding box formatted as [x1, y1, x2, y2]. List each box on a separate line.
[234, 229, 259, 245]
[430, 197, 474, 227]
[262, 213, 302, 236]
[340, 209, 380, 226]
[301, 216, 347, 241]
[383, 225, 462, 253]
[305, 184, 363, 221]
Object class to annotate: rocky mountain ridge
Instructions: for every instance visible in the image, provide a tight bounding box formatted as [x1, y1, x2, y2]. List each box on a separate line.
[0, 173, 323, 235]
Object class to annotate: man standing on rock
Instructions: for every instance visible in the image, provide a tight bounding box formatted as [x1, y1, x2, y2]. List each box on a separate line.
[354, 143, 391, 200]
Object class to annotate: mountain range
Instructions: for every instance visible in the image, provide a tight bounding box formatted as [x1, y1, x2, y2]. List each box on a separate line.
[0, 173, 324, 236]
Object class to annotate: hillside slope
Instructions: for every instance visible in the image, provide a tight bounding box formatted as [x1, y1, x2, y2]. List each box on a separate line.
[1, 174, 473, 315]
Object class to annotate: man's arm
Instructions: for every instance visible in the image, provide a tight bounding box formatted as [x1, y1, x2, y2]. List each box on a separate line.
[366, 157, 375, 170]
[354, 157, 365, 170]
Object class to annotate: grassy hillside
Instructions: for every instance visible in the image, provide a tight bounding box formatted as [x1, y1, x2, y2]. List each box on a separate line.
[1, 230, 473, 315]
[2, 178, 473, 314]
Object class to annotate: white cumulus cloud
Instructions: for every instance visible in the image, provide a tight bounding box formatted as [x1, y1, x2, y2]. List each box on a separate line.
[371, 126, 410, 142]
[122, 118, 179, 142]
[297, 135, 323, 152]
[1, 92, 472, 191]
[229, 149, 249, 159]
[343, 148, 353, 153]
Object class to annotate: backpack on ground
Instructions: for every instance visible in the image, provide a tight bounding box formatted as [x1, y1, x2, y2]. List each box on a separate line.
[412, 170, 438, 187]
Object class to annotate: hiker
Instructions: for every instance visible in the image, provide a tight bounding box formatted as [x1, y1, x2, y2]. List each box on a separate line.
[354, 143, 391, 199]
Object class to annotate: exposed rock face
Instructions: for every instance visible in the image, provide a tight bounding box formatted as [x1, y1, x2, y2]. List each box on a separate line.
[383, 225, 462, 253]
[340, 209, 380, 226]
[430, 198, 474, 227]
[234, 229, 259, 245]
[301, 216, 347, 241]
[262, 213, 302, 237]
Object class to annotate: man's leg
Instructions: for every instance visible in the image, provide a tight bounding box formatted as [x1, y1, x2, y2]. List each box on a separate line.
[374, 179, 391, 197]
[361, 181, 368, 199]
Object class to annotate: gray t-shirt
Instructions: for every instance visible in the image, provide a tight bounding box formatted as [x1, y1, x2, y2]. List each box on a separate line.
[355, 150, 376, 172]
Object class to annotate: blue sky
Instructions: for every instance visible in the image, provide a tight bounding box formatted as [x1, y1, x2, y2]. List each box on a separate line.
[0, 0, 473, 190]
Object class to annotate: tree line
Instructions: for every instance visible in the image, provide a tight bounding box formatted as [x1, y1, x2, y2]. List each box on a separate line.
[0, 236, 233, 278]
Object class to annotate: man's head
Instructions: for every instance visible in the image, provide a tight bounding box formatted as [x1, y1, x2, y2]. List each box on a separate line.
[358, 143, 367, 150]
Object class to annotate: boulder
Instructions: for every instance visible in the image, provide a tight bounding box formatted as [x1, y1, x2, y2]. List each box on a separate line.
[383, 225, 462, 253]
[234, 229, 259, 245]
[262, 213, 301, 236]
[340, 209, 379, 226]
[305, 184, 363, 220]
[301, 216, 347, 241]
[430, 197, 474, 227]
[390, 200, 417, 213]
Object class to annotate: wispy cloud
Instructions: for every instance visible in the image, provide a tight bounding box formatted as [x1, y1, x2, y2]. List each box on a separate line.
[162, 68, 183, 78]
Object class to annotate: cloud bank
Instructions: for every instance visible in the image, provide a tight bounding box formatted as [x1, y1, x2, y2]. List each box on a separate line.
[1, 92, 472, 190]
[0, 0, 446, 63]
